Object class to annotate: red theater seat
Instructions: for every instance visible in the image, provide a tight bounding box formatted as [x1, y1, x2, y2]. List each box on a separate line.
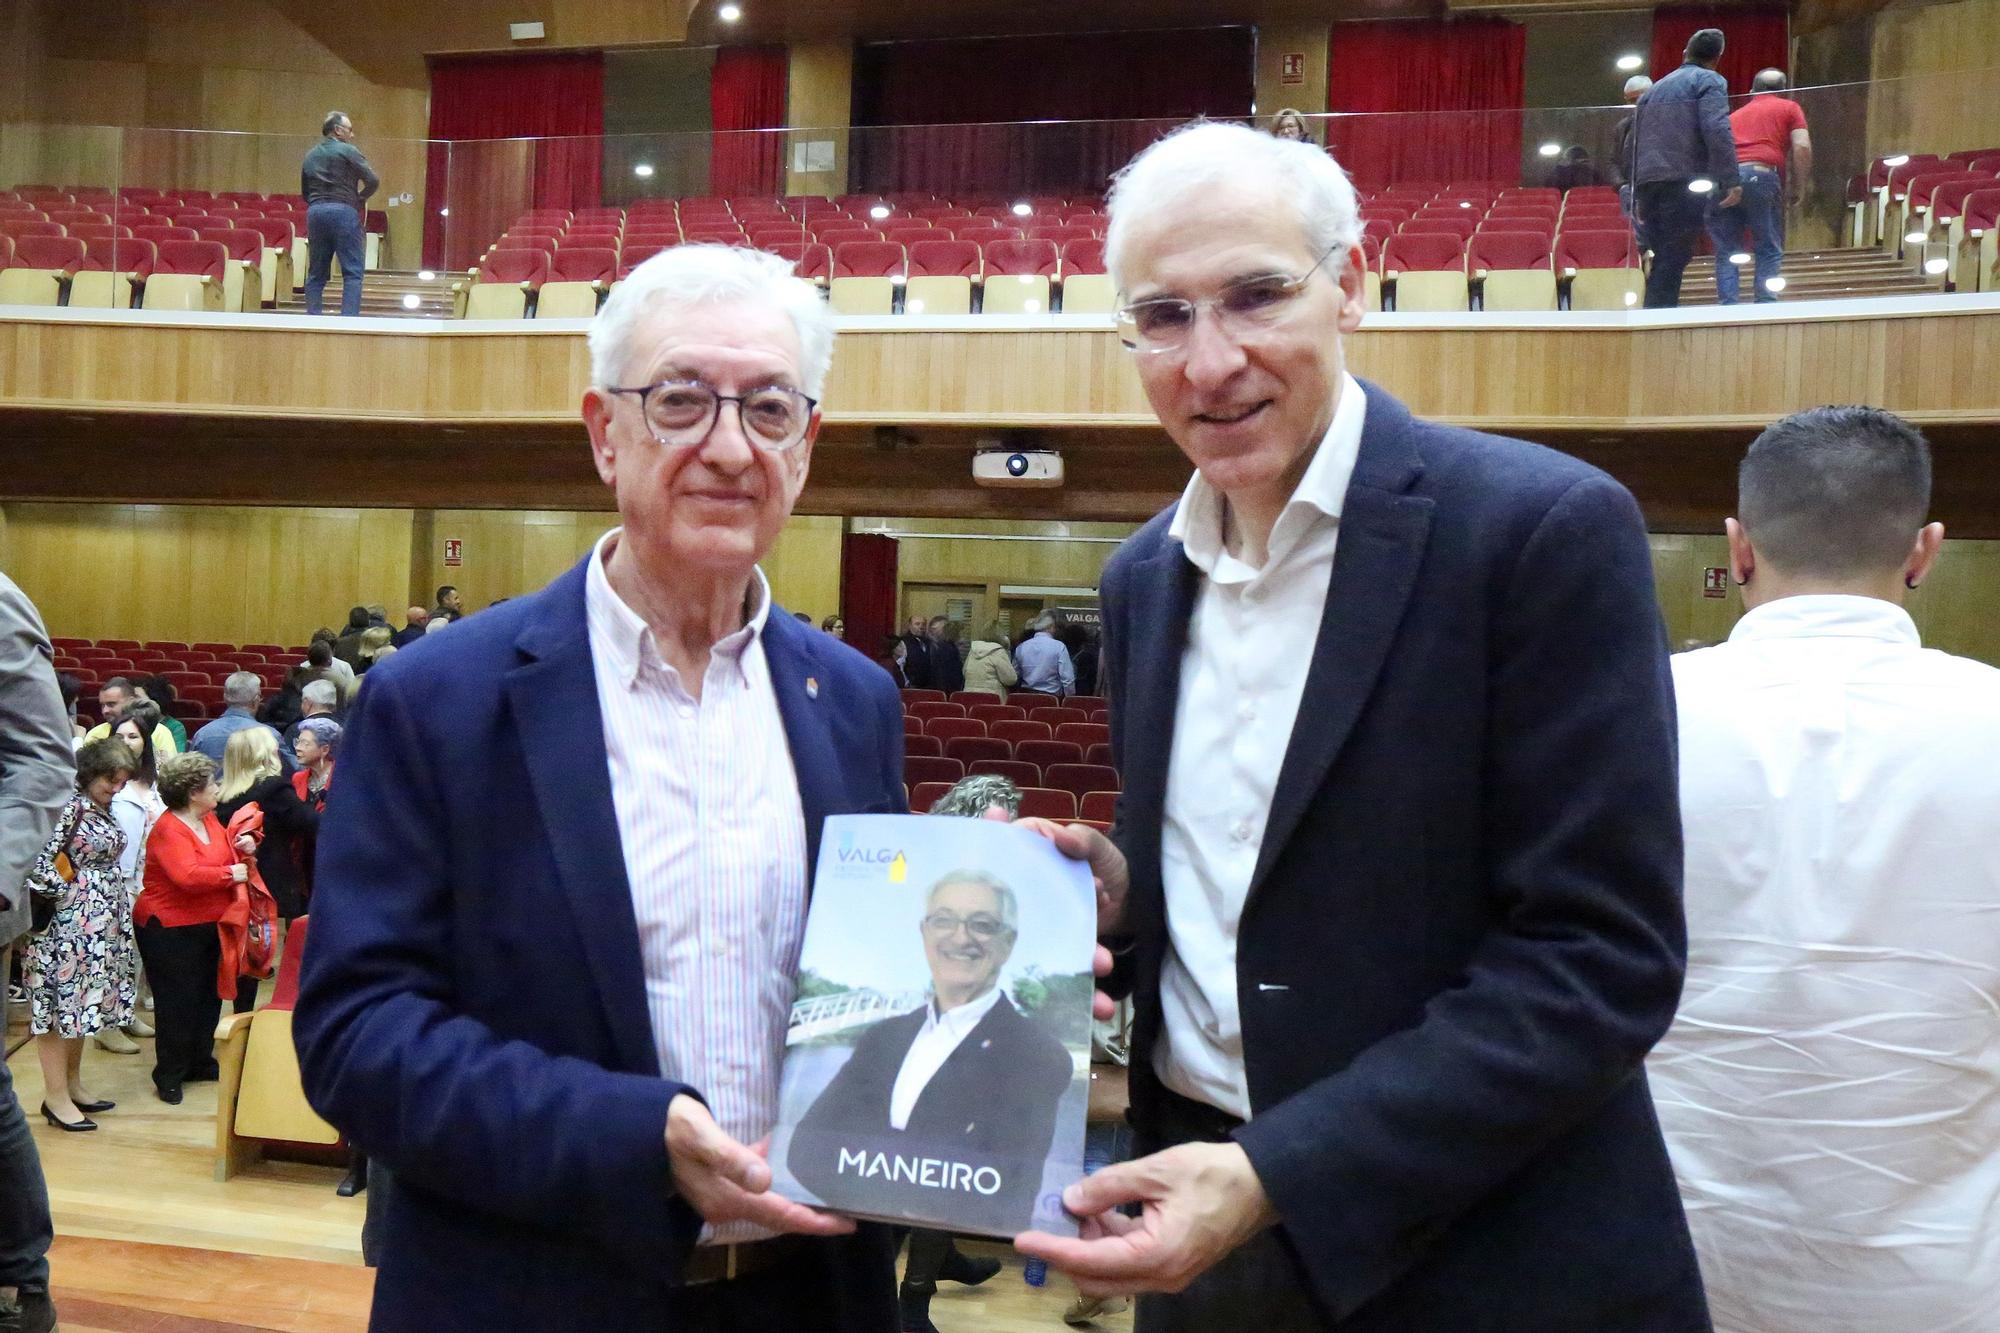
[1383, 232, 1468, 311]
[925, 717, 987, 742]
[1016, 787, 1078, 821]
[967, 759, 1041, 788]
[901, 689, 946, 704]
[0, 235, 85, 304]
[1039, 707, 1086, 726]
[968, 704, 1026, 725]
[945, 736, 1009, 766]
[1469, 230, 1557, 311]
[904, 735, 943, 757]
[1016, 739, 1084, 769]
[902, 714, 923, 736]
[758, 241, 833, 284]
[949, 691, 1001, 707]
[982, 239, 1061, 314]
[911, 781, 956, 812]
[908, 701, 965, 722]
[1044, 764, 1121, 800]
[830, 240, 906, 314]
[1080, 791, 1118, 823]
[990, 719, 1053, 746]
[1054, 722, 1110, 749]
[904, 756, 966, 786]
[905, 239, 981, 314]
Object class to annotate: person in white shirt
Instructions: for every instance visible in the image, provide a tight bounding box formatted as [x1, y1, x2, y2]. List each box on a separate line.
[1653, 405, 2000, 1333]
[787, 871, 1073, 1246]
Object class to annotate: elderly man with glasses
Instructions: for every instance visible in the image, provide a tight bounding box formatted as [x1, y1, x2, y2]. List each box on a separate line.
[295, 245, 905, 1333]
[1014, 122, 1707, 1331]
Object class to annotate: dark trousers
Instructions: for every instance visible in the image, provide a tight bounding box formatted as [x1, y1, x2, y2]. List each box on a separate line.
[1706, 166, 1785, 303]
[1637, 179, 1713, 309]
[1134, 1089, 1331, 1333]
[670, 1231, 898, 1332]
[136, 917, 222, 1093]
[0, 947, 54, 1295]
[305, 201, 366, 317]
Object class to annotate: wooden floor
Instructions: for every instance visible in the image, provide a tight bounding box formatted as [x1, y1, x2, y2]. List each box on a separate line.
[6, 1021, 1132, 1332]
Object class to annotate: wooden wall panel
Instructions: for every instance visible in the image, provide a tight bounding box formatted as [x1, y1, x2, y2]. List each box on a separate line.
[8, 311, 2000, 434]
[0, 503, 414, 644]
[1253, 22, 1330, 126]
[785, 40, 854, 197]
[409, 511, 845, 621]
[1865, 0, 2000, 159]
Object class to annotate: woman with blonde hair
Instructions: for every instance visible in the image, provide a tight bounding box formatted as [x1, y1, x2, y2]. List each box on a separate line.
[356, 625, 394, 672]
[962, 619, 1020, 699]
[215, 727, 321, 1009]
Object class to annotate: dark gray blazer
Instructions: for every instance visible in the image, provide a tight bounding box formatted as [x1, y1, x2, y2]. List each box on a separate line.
[0, 574, 78, 950]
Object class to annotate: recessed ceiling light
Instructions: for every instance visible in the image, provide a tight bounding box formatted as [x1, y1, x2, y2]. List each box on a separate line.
[1616, 54, 1644, 72]
[1011, 201, 1032, 216]
[634, 163, 655, 178]
[1905, 230, 1927, 244]
[1764, 276, 1787, 292]
[718, 3, 742, 20]
[401, 293, 420, 309]
[869, 204, 890, 219]
[1924, 256, 1949, 274]
[1538, 142, 1562, 158]
[418, 269, 436, 280]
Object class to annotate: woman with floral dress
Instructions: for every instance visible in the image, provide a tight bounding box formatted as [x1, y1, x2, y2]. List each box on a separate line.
[21, 738, 140, 1131]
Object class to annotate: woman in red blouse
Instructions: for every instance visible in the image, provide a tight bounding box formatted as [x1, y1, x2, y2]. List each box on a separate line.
[136, 752, 254, 1103]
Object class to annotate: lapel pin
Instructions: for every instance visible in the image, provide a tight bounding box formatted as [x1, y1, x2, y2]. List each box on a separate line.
[806, 677, 819, 699]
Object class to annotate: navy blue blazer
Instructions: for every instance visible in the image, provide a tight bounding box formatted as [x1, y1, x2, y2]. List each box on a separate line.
[293, 558, 907, 1332]
[1100, 383, 1708, 1330]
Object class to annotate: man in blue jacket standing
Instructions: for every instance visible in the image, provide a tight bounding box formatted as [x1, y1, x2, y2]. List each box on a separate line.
[1632, 29, 1741, 307]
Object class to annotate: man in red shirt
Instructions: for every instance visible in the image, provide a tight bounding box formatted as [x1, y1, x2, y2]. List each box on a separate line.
[1708, 69, 1813, 303]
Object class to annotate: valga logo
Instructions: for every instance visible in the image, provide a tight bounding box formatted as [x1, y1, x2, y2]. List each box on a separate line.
[834, 831, 907, 882]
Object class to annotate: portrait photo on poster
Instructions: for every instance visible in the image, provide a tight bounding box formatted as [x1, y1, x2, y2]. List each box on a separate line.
[770, 814, 1096, 1237]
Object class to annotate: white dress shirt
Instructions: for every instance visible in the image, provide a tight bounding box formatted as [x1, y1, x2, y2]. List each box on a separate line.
[888, 985, 1005, 1130]
[585, 529, 809, 1245]
[1155, 372, 1367, 1120]
[1654, 595, 2000, 1333]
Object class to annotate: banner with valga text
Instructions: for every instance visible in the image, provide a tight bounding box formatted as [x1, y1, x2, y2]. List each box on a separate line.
[769, 815, 1094, 1237]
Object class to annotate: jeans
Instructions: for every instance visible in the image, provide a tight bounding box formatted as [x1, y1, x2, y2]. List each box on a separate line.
[305, 201, 366, 316]
[1637, 179, 1714, 309]
[1706, 166, 1785, 303]
[0, 947, 54, 1294]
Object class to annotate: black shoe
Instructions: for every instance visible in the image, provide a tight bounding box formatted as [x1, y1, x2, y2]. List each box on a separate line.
[938, 1249, 1003, 1287]
[336, 1166, 367, 1197]
[897, 1281, 939, 1333]
[157, 1084, 183, 1105]
[75, 1097, 116, 1113]
[39, 1102, 96, 1132]
[0, 1287, 57, 1333]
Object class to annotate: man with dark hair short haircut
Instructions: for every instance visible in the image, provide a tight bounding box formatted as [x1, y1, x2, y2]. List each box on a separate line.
[1655, 405, 2000, 1331]
[1632, 28, 1741, 307]
[899, 615, 934, 690]
[305, 639, 356, 704]
[1708, 67, 1811, 305]
[82, 677, 177, 754]
[431, 586, 462, 624]
[300, 110, 377, 317]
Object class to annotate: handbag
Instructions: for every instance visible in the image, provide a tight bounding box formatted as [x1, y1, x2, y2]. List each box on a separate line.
[23, 798, 84, 937]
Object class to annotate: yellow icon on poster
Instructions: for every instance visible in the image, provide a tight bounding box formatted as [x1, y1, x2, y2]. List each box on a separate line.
[888, 852, 908, 884]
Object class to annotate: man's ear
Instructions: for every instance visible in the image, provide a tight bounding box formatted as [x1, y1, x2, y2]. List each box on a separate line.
[583, 388, 618, 487]
[1903, 521, 1945, 589]
[1725, 517, 1755, 587]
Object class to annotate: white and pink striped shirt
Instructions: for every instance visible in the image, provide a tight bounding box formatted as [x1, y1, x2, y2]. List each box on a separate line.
[584, 528, 808, 1245]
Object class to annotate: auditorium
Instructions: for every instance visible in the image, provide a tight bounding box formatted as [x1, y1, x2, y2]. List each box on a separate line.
[3, 0, 1999, 1328]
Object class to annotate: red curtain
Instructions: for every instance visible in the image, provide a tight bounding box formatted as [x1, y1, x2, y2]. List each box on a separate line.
[841, 533, 900, 679]
[1324, 19, 1527, 190]
[710, 46, 788, 197]
[852, 28, 1255, 198]
[1649, 7, 1790, 96]
[424, 52, 605, 270]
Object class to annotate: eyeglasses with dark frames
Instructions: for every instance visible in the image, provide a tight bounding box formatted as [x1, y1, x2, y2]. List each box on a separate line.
[606, 379, 819, 452]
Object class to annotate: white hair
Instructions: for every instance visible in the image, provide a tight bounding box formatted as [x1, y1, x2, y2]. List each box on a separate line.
[1624, 75, 1654, 98]
[301, 679, 338, 710]
[1105, 120, 1363, 293]
[925, 870, 1019, 933]
[587, 243, 836, 398]
[222, 671, 262, 707]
